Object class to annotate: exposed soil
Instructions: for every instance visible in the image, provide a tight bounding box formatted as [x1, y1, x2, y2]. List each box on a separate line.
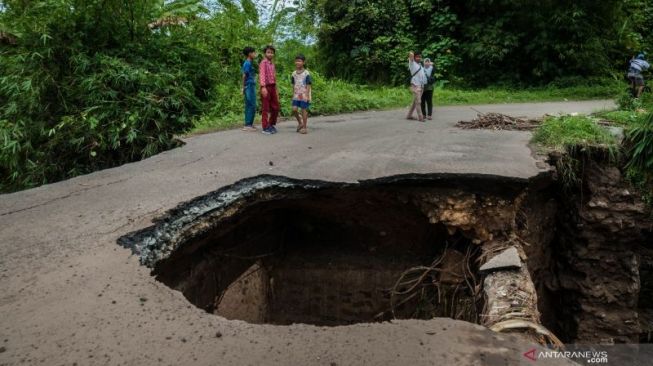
[549, 155, 653, 344]
[123, 177, 523, 327]
[120, 158, 653, 347]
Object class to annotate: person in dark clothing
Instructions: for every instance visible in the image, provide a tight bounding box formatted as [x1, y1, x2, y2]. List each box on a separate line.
[420, 58, 435, 120]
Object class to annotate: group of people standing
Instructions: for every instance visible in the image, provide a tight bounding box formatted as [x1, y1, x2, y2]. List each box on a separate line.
[240, 47, 438, 134]
[241, 45, 312, 135]
[407, 51, 436, 122]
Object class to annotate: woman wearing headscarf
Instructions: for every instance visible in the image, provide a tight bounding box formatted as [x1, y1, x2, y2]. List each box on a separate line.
[421, 58, 435, 120]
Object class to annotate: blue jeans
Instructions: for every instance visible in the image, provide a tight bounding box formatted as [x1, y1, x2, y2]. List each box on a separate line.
[244, 83, 256, 126]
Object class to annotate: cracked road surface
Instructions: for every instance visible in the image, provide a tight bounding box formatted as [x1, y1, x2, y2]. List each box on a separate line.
[0, 100, 612, 365]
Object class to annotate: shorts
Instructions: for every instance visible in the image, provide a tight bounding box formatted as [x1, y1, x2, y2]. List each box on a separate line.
[628, 74, 645, 86]
[292, 100, 310, 109]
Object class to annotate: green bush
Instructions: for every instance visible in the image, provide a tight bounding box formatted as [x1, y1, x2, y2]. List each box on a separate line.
[0, 0, 217, 192]
[0, 0, 647, 193]
[625, 112, 653, 182]
[616, 87, 653, 110]
[309, 0, 652, 86]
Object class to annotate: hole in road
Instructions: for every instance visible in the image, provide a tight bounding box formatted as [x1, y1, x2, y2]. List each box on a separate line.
[119, 149, 653, 345]
[151, 186, 484, 326]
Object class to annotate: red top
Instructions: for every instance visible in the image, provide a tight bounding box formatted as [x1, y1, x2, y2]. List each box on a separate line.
[259, 59, 277, 86]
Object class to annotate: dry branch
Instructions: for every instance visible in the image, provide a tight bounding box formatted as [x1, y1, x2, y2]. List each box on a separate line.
[457, 112, 541, 131]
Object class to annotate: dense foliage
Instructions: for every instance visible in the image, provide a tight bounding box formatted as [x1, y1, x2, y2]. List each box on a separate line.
[308, 0, 653, 85]
[0, 0, 223, 191]
[1, 0, 650, 193]
[625, 112, 653, 189]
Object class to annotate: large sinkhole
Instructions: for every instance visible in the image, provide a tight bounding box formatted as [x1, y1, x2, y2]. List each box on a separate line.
[119, 173, 653, 344]
[153, 184, 486, 326]
[162, 198, 478, 326]
[122, 175, 527, 327]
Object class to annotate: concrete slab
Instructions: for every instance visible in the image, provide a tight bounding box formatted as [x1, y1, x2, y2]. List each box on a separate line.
[480, 247, 523, 273]
[0, 100, 612, 365]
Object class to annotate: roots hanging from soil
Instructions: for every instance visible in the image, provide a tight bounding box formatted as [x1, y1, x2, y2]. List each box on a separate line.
[382, 242, 482, 323]
[382, 232, 563, 348]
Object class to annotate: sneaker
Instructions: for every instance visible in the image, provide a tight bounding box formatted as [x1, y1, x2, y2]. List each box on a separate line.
[261, 128, 272, 135]
[270, 126, 278, 134]
[242, 126, 257, 132]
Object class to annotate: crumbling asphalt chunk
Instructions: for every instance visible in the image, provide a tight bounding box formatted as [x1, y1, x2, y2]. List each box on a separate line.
[117, 174, 532, 268]
[479, 247, 522, 273]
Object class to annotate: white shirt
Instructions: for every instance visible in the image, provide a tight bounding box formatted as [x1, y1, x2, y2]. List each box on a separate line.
[630, 59, 650, 74]
[409, 60, 427, 86]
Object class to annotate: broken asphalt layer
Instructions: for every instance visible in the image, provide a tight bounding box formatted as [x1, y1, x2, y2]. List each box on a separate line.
[0, 100, 612, 365]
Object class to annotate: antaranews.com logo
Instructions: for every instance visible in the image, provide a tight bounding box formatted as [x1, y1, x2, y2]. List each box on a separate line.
[523, 348, 608, 363]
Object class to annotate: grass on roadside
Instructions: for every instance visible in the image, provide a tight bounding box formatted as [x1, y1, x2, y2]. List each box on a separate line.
[595, 110, 645, 126]
[437, 82, 619, 105]
[531, 114, 619, 192]
[532, 111, 652, 209]
[190, 78, 621, 135]
[594, 88, 652, 127]
[191, 76, 412, 135]
[532, 115, 617, 151]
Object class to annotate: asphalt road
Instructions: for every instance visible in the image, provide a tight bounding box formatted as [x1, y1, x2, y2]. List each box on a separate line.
[0, 100, 612, 366]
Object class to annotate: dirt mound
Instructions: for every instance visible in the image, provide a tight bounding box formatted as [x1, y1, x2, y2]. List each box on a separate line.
[457, 112, 541, 131]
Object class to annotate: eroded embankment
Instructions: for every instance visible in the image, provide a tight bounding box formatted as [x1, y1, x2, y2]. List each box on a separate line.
[549, 154, 653, 344]
[119, 167, 652, 345]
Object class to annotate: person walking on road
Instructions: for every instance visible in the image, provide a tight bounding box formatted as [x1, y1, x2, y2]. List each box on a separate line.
[259, 45, 280, 135]
[421, 58, 435, 120]
[407, 51, 427, 122]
